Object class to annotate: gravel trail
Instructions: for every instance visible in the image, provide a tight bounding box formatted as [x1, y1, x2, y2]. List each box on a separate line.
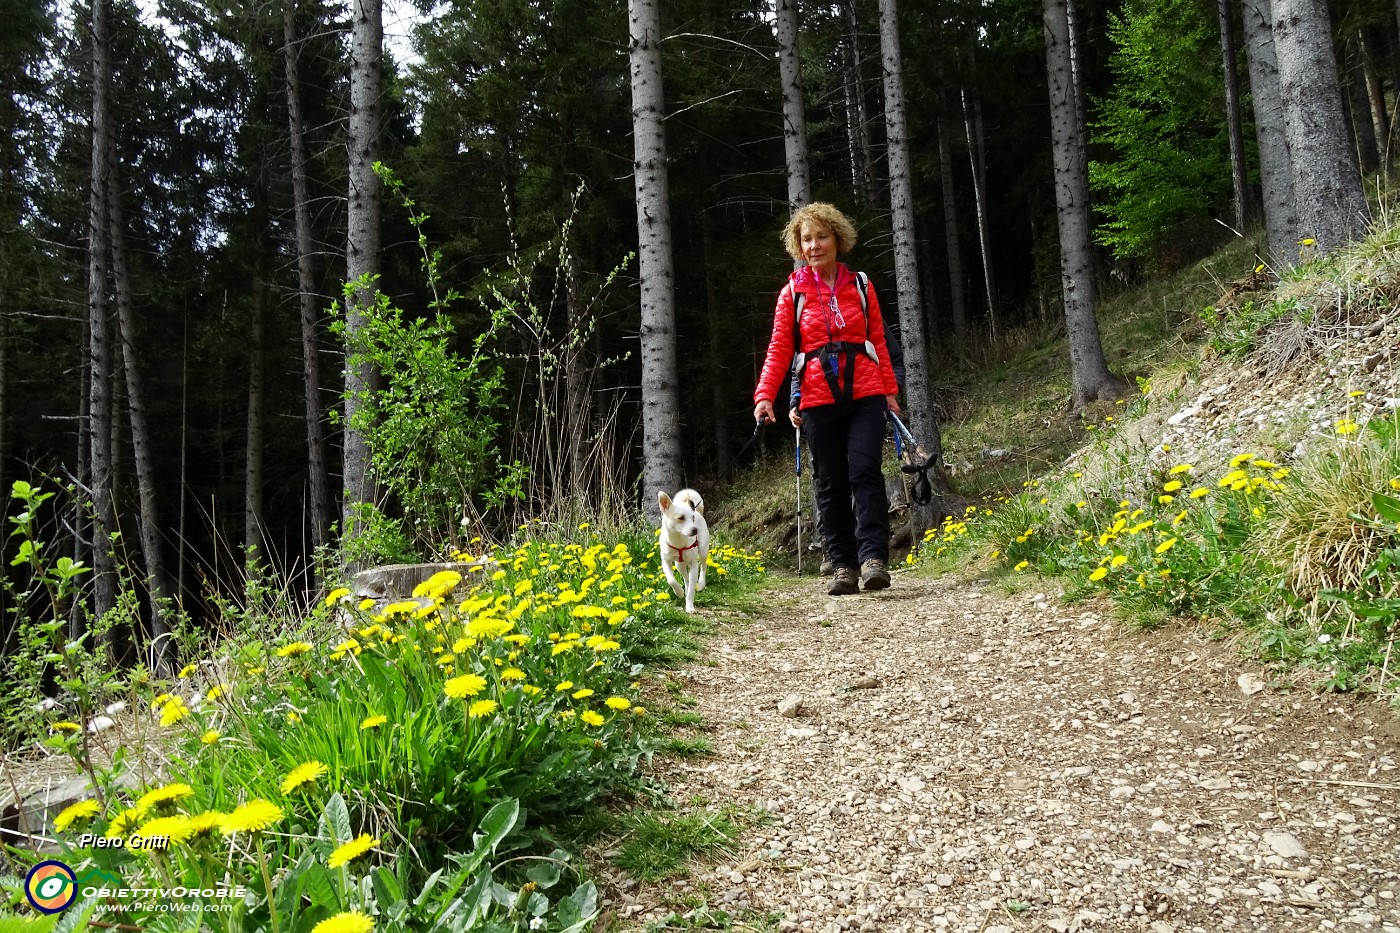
[602, 571, 1400, 933]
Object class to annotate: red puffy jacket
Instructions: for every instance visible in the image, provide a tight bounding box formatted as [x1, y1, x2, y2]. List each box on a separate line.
[754, 264, 899, 410]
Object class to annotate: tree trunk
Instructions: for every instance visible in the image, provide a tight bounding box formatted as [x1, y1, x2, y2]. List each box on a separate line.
[776, 0, 810, 215]
[108, 155, 173, 673]
[878, 0, 947, 536]
[1241, 0, 1297, 267]
[1218, 0, 1252, 231]
[962, 86, 998, 339]
[1272, 0, 1370, 257]
[343, 0, 383, 560]
[245, 273, 266, 572]
[1357, 28, 1390, 179]
[283, 0, 331, 565]
[1344, 36, 1379, 177]
[843, 0, 878, 207]
[1043, 0, 1129, 412]
[86, 0, 116, 629]
[936, 97, 969, 349]
[629, 0, 683, 522]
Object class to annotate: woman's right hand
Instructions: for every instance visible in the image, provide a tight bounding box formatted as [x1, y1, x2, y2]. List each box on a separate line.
[754, 399, 776, 424]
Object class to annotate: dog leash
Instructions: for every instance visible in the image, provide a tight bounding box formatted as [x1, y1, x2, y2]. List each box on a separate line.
[721, 420, 768, 480]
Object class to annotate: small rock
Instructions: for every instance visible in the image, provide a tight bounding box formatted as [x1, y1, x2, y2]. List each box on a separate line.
[778, 695, 804, 718]
[1264, 831, 1308, 860]
[852, 675, 881, 690]
[935, 873, 954, 888]
[1237, 673, 1266, 696]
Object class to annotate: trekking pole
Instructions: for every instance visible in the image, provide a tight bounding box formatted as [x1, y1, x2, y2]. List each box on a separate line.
[795, 425, 803, 575]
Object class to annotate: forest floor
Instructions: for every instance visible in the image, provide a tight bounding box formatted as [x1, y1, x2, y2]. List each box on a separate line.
[593, 570, 1400, 933]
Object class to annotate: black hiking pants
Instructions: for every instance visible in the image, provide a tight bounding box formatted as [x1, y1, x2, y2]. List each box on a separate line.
[803, 395, 890, 570]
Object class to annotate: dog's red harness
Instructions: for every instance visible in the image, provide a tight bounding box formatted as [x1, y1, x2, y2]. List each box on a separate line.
[667, 538, 700, 562]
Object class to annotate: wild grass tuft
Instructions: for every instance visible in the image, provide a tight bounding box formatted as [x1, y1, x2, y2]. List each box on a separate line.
[1269, 412, 1400, 599]
[612, 806, 743, 882]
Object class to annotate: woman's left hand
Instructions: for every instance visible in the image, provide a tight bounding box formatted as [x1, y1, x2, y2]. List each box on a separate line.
[886, 394, 901, 418]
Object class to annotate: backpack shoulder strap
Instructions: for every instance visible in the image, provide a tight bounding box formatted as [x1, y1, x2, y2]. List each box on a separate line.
[854, 271, 869, 324]
[789, 282, 804, 351]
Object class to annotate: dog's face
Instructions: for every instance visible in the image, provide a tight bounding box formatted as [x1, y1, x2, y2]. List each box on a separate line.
[658, 490, 703, 537]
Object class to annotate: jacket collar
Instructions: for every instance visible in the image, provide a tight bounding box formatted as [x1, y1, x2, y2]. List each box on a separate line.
[791, 262, 851, 295]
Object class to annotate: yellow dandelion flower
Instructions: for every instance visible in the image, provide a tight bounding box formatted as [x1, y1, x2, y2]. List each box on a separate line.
[160, 699, 189, 727]
[1336, 419, 1360, 435]
[1189, 487, 1209, 499]
[580, 710, 605, 727]
[1163, 480, 1183, 493]
[51, 721, 80, 733]
[136, 783, 195, 811]
[276, 641, 314, 658]
[444, 674, 487, 699]
[127, 812, 193, 846]
[53, 799, 101, 833]
[201, 729, 220, 745]
[178, 663, 198, 678]
[323, 587, 351, 607]
[501, 667, 526, 681]
[327, 833, 379, 869]
[1155, 538, 1178, 554]
[555, 681, 574, 692]
[311, 911, 375, 933]
[469, 699, 498, 718]
[360, 714, 388, 730]
[605, 697, 631, 711]
[572, 688, 595, 700]
[1014, 561, 1028, 572]
[185, 811, 226, 838]
[1110, 555, 1128, 568]
[281, 761, 329, 794]
[133, 814, 194, 846]
[1088, 567, 1108, 582]
[221, 799, 283, 834]
[105, 808, 145, 838]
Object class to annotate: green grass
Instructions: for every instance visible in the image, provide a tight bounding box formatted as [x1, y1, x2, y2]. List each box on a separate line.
[661, 737, 713, 758]
[643, 907, 785, 932]
[658, 709, 707, 729]
[612, 806, 744, 882]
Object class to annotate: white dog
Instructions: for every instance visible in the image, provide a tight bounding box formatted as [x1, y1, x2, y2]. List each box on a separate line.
[658, 489, 710, 613]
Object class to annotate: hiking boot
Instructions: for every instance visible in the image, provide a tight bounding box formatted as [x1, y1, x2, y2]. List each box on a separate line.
[860, 558, 891, 591]
[819, 557, 835, 576]
[827, 566, 859, 596]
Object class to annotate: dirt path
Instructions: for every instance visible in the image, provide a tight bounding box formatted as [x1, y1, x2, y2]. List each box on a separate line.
[601, 570, 1400, 933]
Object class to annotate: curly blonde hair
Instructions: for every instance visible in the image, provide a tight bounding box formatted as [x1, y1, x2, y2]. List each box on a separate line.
[780, 202, 858, 262]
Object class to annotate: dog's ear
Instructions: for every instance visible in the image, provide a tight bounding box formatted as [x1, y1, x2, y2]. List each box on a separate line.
[657, 491, 672, 511]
